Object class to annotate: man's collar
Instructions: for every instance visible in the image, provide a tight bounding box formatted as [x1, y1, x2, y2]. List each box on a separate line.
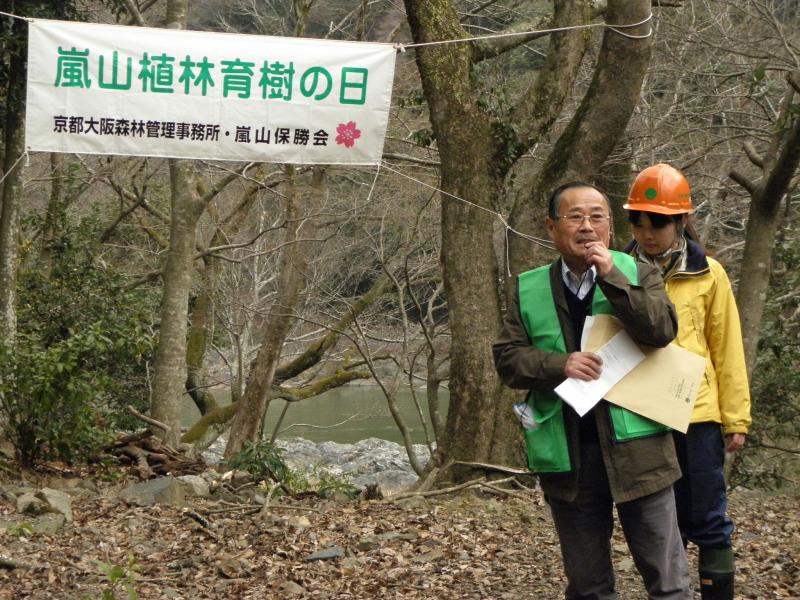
[560, 259, 596, 283]
[560, 259, 596, 300]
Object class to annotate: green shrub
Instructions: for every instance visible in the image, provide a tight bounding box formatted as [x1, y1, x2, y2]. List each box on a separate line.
[0, 328, 115, 466]
[0, 216, 155, 467]
[729, 238, 800, 491]
[95, 553, 139, 600]
[226, 440, 358, 498]
[225, 439, 289, 483]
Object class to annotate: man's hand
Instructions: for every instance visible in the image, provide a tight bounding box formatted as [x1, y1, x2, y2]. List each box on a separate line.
[726, 433, 746, 453]
[584, 241, 613, 277]
[564, 352, 603, 381]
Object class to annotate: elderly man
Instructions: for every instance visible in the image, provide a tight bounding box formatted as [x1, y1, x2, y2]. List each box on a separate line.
[493, 182, 691, 600]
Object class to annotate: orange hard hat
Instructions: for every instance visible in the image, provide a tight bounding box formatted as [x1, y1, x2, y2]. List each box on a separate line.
[624, 163, 693, 215]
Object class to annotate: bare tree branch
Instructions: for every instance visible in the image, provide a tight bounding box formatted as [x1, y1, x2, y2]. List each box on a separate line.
[729, 168, 757, 194]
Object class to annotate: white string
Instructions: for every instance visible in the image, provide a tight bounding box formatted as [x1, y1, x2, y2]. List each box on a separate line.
[363, 160, 382, 207]
[380, 161, 554, 251]
[0, 152, 28, 187]
[0, 11, 33, 22]
[395, 13, 653, 51]
[1, 9, 652, 45]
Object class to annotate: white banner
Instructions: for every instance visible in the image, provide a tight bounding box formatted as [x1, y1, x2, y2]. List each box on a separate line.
[25, 20, 396, 165]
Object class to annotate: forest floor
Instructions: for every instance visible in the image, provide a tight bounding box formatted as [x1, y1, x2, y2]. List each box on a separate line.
[0, 469, 798, 600]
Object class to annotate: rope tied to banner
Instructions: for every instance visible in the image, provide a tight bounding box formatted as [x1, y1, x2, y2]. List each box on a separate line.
[393, 13, 653, 52]
[0, 10, 33, 22]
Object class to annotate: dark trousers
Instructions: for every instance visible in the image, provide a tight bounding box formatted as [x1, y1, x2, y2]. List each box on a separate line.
[547, 441, 690, 600]
[672, 423, 734, 549]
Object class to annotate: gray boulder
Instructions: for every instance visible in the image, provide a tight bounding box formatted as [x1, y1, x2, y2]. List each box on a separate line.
[37, 488, 73, 523]
[177, 475, 210, 498]
[119, 477, 185, 507]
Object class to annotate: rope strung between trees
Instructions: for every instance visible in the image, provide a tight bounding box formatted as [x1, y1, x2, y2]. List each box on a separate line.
[1, 10, 653, 41]
[0, 11, 32, 22]
[394, 13, 654, 51]
[380, 161, 555, 253]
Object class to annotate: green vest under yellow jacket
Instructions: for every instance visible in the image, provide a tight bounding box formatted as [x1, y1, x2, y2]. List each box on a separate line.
[517, 251, 669, 473]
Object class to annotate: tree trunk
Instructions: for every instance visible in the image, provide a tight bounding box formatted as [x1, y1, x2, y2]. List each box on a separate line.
[404, 0, 505, 477]
[148, 0, 200, 447]
[150, 159, 202, 447]
[38, 153, 68, 280]
[0, 16, 26, 343]
[733, 76, 800, 376]
[508, 0, 653, 275]
[224, 166, 325, 458]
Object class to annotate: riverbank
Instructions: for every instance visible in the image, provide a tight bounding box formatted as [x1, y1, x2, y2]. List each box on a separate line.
[203, 436, 431, 495]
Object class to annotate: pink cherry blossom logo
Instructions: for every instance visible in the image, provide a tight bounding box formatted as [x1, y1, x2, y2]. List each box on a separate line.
[335, 121, 361, 148]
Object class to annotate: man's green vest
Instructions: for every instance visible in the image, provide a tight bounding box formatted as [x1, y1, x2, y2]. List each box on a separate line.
[517, 251, 669, 473]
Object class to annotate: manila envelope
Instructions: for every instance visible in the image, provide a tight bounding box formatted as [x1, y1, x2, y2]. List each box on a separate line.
[583, 315, 706, 433]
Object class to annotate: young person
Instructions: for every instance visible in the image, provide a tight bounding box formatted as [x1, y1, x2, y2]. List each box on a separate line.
[494, 181, 690, 600]
[623, 164, 752, 600]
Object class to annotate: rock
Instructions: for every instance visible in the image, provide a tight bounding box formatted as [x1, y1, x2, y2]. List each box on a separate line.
[356, 536, 379, 551]
[37, 488, 73, 523]
[30, 513, 66, 535]
[177, 475, 210, 498]
[16, 493, 47, 516]
[202, 435, 432, 494]
[42, 476, 94, 494]
[118, 477, 185, 507]
[278, 580, 306, 595]
[341, 557, 361, 570]
[286, 515, 312, 531]
[413, 548, 444, 563]
[305, 545, 345, 561]
[217, 556, 249, 578]
[353, 469, 417, 495]
[274, 438, 323, 469]
[220, 469, 252, 488]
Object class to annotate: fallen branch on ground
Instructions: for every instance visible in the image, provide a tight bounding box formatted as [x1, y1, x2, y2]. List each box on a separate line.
[0, 555, 37, 570]
[453, 460, 531, 475]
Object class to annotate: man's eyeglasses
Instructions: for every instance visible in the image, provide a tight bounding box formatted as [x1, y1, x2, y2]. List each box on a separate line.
[557, 213, 611, 227]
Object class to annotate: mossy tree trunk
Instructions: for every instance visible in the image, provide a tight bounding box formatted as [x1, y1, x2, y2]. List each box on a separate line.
[507, 1, 653, 275]
[404, 0, 653, 483]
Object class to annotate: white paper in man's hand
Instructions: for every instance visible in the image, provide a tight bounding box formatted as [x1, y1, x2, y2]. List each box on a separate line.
[554, 329, 646, 416]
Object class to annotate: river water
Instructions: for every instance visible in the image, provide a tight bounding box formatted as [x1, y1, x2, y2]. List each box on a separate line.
[182, 385, 449, 445]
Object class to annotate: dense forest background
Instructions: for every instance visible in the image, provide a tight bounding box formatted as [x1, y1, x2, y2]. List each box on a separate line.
[0, 0, 798, 491]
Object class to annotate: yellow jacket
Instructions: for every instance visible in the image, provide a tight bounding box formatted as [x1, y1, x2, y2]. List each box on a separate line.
[632, 239, 752, 434]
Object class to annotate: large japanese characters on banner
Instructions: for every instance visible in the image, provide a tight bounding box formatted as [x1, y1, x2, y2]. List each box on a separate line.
[25, 20, 396, 165]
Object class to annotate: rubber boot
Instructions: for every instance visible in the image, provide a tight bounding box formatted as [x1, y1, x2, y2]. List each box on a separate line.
[699, 547, 735, 600]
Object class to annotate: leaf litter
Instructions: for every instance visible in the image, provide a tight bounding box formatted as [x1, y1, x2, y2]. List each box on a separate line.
[0, 476, 797, 599]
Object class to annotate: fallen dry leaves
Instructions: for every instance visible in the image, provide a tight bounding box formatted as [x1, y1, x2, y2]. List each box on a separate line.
[0, 477, 797, 599]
